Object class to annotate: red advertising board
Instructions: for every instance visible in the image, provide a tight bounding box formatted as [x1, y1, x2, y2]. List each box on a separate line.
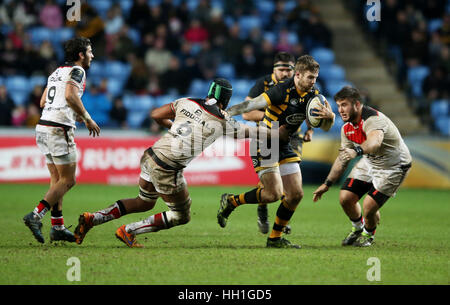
[0, 136, 259, 186]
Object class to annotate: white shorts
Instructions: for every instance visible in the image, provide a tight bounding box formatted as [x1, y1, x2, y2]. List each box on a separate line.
[348, 157, 411, 197]
[257, 162, 300, 179]
[36, 124, 77, 164]
[139, 150, 187, 195]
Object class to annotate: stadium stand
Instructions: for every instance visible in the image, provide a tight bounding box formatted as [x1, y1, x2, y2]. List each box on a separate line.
[1, 0, 446, 136]
[347, 0, 450, 135]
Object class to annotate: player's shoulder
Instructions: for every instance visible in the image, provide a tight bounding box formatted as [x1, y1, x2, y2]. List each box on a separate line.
[183, 97, 226, 120]
[361, 105, 379, 121]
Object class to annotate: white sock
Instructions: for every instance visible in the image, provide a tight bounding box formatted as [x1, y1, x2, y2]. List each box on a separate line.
[351, 215, 365, 230]
[125, 212, 167, 235]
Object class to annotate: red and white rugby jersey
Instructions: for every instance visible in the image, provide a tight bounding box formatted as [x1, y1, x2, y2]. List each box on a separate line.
[341, 106, 411, 169]
[40, 65, 86, 128]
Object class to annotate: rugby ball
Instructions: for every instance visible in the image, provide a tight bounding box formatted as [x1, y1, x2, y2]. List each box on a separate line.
[306, 94, 326, 128]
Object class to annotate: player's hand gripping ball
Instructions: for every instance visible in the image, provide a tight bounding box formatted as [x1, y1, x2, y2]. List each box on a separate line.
[306, 94, 327, 128]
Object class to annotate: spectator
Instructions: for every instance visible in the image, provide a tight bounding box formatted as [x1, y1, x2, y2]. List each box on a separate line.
[159, 56, 191, 95]
[25, 103, 40, 127]
[144, 37, 172, 75]
[128, 0, 151, 33]
[422, 66, 450, 101]
[39, 0, 63, 29]
[0, 38, 20, 76]
[0, 85, 15, 126]
[109, 96, 128, 128]
[127, 58, 151, 94]
[196, 40, 221, 80]
[235, 43, 260, 79]
[104, 4, 124, 36]
[184, 19, 209, 44]
[191, 0, 212, 24]
[11, 105, 27, 126]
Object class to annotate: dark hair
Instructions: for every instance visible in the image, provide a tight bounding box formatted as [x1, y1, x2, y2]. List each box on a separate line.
[295, 55, 320, 73]
[334, 86, 362, 104]
[64, 37, 91, 63]
[274, 52, 295, 64]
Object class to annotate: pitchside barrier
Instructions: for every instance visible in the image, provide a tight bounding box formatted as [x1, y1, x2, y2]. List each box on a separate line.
[0, 128, 448, 189]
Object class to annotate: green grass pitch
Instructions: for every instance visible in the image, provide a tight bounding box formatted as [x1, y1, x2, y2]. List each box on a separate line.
[0, 183, 448, 285]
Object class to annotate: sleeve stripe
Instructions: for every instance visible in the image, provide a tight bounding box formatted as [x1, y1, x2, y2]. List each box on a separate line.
[261, 92, 271, 106]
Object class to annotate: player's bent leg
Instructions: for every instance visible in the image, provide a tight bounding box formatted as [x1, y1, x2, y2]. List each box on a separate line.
[339, 190, 365, 246]
[354, 192, 387, 247]
[267, 169, 302, 248]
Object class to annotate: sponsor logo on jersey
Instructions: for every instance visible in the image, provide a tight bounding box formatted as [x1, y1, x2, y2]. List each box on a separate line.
[180, 108, 205, 125]
[285, 113, 305, 125]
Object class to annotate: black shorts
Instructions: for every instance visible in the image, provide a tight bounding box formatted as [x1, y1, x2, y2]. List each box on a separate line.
[341, 178, 390, 207]
[251, 141, 300, 172]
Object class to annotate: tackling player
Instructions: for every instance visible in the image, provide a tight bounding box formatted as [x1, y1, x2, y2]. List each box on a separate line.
[312, 86, 412, 247]
[23, 37, 100, 243]
[243, 52, 313, 235]
[217, 55, 335, 248]
[74, 78, 274, 247]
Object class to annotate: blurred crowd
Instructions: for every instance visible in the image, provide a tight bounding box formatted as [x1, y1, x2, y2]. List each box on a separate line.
[350, 0, 450, 132]
[0, 0, 333, 130]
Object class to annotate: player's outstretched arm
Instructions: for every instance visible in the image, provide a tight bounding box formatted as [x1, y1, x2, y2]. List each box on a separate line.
[241, 96, 266, 122]
[312, 148, 351, 202]
[227, 94, 268, 117]
[65, 83, 100, 137]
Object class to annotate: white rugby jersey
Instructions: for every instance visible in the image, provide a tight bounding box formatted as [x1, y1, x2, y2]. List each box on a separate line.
[40, 65, 86, 128]
[341, 105, 412, 169]
[152, 97, 242, 168]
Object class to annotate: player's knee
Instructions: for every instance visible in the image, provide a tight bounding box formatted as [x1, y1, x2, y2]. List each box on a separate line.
[339, 194, 355, 208]
[61, 177, 76, 189]
[263, 189, 283, 203]
[166, 198, 191, 226]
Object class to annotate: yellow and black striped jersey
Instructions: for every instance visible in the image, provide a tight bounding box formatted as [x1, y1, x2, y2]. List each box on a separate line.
[261, 77, 319, 134]
[247, 73, 279, 99]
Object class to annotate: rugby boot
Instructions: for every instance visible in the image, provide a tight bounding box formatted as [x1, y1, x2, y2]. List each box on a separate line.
[50, 227, 76, 242]
[266, 237, 301, 249]
[23, 212, 44, 243]
[353, 232, 374, 247]
[74, 212, 94, 244]
[217, 193, 236, 228]
[115, 225, 143, 248]
[341, 227, 363, 246]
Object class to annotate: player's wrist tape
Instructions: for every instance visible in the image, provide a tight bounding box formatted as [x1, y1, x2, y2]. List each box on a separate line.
[324, 179, 333, 187]
[353, 146, 364, 156]
[80, 111, 91, 122]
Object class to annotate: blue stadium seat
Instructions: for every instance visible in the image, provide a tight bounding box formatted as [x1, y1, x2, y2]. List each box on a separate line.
[154, 94, 177, 108]
[238, 15, 262, 39]
[127, 111, 148, 128]
[407, 65, 430, 98]
[232, 79, 252, 97]
[104, 61, 131, 81]
[428, 19, 443, 33]
[29, 27, 52, 46]
[10, 91, 30, 106]
[320, 64, 346, 82]
[90, 0, 112, 18]
[5, 76, 30, 93]
[88, 61, 104, 79]
[119, 0, 133, 16]
[123, 94, 154, 112]
[29, 75, 47, 88]
[263, 31, 277, 44]
[106, 78, 126, 97]
[325, 80, 353, 96]
[188, 79, 208, 97]
[435, 117, 450, 136]
[51, 28, 74, 45]
[217, 63, 236, 79]
[311, 47, 335, 66]
[430, 99, 449, 118]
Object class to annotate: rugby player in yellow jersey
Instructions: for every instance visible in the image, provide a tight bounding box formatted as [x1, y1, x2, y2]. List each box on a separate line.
[218, 55, 335, 248]
[242, 52, 314, 235]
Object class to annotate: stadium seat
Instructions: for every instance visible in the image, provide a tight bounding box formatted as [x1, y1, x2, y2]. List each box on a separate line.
[104, 61, 131, 81]
[90, 0, 112, 18]
[325, 80, 353, 96]
[119, 0, 133, 16]
[29, 27, 52, 46]
[5, 76, 30, 94]
[320, 64, 346, 82]
[188, 79, 208, 97]
[434, 117, 450, 136]
[51, 28, 74, 45]
[123, 94, 154, 112]
[29, 75, 47, 88]
[311, 47, 335, 66]
[216, 63, 236, 79]
[10, 91, 30, 106]
[232, 79, 252, 97]
[238, 15, 262, 39]
[106, 78, 126, 98]
[430, 99, 449, 118]
[263, 31, 277, 44]
[127, 110, 148, 128]
[407, 66, 430, 98]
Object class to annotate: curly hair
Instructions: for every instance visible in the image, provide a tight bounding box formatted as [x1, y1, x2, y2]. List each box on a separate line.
[64, 37, 91, 63]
